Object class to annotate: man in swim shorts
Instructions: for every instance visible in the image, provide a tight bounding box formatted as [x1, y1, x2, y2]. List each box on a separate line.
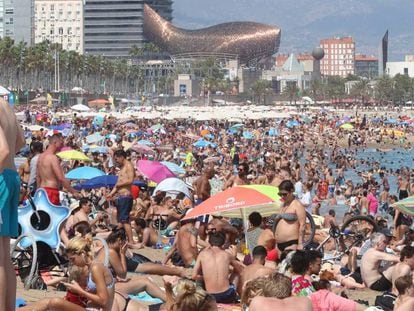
[0, 99, 25, 311]
[37, 133, 81, 246]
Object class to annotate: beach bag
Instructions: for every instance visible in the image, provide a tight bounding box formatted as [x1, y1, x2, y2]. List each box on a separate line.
[374, 292, 396, 311]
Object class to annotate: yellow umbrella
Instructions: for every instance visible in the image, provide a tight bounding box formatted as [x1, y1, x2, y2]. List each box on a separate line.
[340, 123, 354, 130]
[57, 150, 91, 161]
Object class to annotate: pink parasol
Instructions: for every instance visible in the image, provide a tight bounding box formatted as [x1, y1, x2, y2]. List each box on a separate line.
[136, 159, 175, 183]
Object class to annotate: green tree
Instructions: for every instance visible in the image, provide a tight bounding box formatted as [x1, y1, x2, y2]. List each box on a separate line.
[282, 81, 300, 105]
[251, 79, 272, 104]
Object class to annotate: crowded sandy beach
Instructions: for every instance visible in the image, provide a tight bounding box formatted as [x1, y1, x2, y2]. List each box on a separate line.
[2, 99, 414, 311]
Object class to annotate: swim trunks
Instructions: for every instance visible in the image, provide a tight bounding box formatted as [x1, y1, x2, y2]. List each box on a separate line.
[116, 195, 133, 223]
[211, 285, 237, 303]
[43, 187, 61, 205]
[370, 273, 392, 292]
[0, 169, 20, 237]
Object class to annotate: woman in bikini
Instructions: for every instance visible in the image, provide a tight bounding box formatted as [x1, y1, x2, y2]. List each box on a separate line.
[274, 180, 307, 254]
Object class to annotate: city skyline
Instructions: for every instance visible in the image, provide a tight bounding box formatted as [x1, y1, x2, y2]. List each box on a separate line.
[173, 0, 414, 61]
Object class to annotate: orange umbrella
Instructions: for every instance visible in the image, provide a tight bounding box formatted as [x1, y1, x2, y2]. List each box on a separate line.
[200, 129, 210, 136]
[183, 185, 280, 219]
[88, 99, 110, 108]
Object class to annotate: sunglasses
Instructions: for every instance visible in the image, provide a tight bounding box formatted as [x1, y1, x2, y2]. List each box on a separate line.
[279, 191, 290, 197]
[206, 228, 216, 233]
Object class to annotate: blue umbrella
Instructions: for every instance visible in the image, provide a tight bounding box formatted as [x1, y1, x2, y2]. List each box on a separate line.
[161, 161, 185, 175]
[49, 123, 72, 131]
[65, 167, 106, 180]
[286, 120, 299, 128]
[268, 128, 278, 136]
[193, 139, 216, 148]
[243, 131, 255, 139]
[385, 119, 397, 124]
[74, 175, 147, 190]
[90, 146, 109, 154]
[86, 133, 105, 144]
[93, 116, 104, 126]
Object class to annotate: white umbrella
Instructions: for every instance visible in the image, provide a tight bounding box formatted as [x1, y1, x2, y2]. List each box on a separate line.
[0, 85, 10, 95]
[71, 104, 91, 112]
[153, 177, 191, 198]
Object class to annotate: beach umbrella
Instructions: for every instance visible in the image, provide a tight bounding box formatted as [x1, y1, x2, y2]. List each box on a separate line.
[384, 119, 397, 124]
[243, 131, 255, 139]
[74, 175, 147, 190]
[71, 104, 91, 112]
[391, 196, 414, 216]
[268, 128, 278, 136]
[183, 185, 281, 219]
[93, 116, 104, 126]
[0, 85, 10, 95]
[153, 177, 191, 198]
[131, 143, 155, 154]
[88, 99, 109, 106]
[193, 139, 216, 148]
[136, 160, 175, 183]
[203, 156, 221, 163]
[28, 125, 45, 131]
[183, 133, 201, 140]
[286, 120, 299, 128]
[57, 150, 91, 161]
[150, 124, 164, 132]
[86, 133, 105, 144]
[90, 146, 109, 154]
[65, 167, 105, 180]
[137, 139, 154, 146]
[229, 123, 244, 130]
[340, 123, 354, 130]
[161, 161, 185, 175]
[200, 129, 210, 136]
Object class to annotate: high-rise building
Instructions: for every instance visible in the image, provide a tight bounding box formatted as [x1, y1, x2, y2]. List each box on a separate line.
[0, 0, 34, 44]
[320, 36, 355, 77]
[84, 0, 173, 57]
[34, 0, 84, 54]
[378, 30, 389, 77]
[355, 54, 378, 79]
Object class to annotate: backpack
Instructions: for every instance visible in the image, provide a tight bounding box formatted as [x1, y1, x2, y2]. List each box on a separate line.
[374, 292, 396, 311]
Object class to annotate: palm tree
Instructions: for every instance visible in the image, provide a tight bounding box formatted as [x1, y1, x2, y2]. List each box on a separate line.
[283, 82, 300, 105]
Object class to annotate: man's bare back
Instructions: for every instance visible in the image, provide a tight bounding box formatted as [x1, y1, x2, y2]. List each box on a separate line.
[361, 248, 399, 287]
[238, 264, 273, 295]
[194, 246, 232, 293]
[176, 222, 198, 267]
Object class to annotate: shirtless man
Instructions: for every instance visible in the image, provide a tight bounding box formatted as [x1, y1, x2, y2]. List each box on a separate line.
[192, 167, 214, 204]
[192, 167, 214, 240]
[107, 149, 135, 245]
[237, 246, 274, 296]
[391, 246, 414, 295]
[361, 232, 400, 291]
[0, 99, 25, 311]
[398, 175, 410, 200]
[164, 218, 198, 267]
[192, 231, 240, 303]
[254, 164, 279, 186]
[223, 162, 249, 189]
[37, 134, 80, 203]
[36, 133, 81, 246]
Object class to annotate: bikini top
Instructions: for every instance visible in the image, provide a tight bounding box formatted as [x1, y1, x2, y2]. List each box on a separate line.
[87, 269, 115, 293]
[277, 212, 298, 222]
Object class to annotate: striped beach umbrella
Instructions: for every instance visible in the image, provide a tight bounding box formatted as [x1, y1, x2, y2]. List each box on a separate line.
[391, 196, 414, 216]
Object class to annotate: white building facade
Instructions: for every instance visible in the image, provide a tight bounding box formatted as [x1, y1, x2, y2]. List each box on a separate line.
[35, 0, 83, 53]
[386, 55, 414, 78]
